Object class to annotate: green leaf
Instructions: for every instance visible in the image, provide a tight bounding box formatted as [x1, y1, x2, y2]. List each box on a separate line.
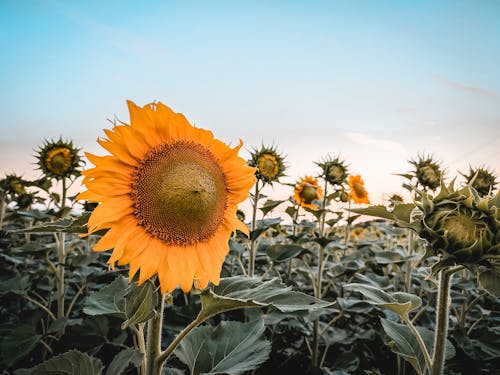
[105, 348, 143, 375]
[346, 214, 361, 225]
[344, 283, 421, 318]
[174, 319, 271, 375]
[122, 280, 158, 329]
[381, 319, 455, 375]
[83, 276, 128, 317]
[0, 275, 30, 295]
[259, 199, 285, 216]
[1, 325, 41, 367]
[12, 212, 91, 234]
[200, 276, 333, 320]
[348, 204, 416, 226]
[26, 349, 103, 375]
[478, 269, 500, 297]
[250, 218, 281, 241]
[266, 244, 304, 263]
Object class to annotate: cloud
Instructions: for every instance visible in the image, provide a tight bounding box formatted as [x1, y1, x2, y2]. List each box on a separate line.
[345, 132, 406, 154]
[433, 76, 500, 100]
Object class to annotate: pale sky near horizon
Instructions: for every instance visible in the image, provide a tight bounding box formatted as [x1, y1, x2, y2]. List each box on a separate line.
[1, 0, 499, 209]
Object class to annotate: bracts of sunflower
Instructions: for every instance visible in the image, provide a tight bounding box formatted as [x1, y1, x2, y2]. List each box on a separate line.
[398, 154, 443, 194]
[459, 165, 497, 197]
[246, 145, 286, 276]
[36, 138, 83, 213]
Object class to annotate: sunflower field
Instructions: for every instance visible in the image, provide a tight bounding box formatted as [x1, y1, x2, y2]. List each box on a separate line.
[0, 101, 498, 375]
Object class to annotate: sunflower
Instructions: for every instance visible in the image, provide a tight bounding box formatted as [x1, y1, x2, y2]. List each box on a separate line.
[37, 138, 82, 180]
[316, 155, 349, 186]
[248, 145, 286, 184]
[293, 176, 323, 210]
[460, 166, 497, 197]
[79, 101, 256, 293]
[409, 154, 442, 190]
[348, 175, 370, 204]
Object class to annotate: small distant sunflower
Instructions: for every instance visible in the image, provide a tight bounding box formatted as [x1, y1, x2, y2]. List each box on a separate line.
[16, 192, 35, 209]
[387, 193, 404, 208]
[316, 156, 349, 186]
[348, 175, 370, 204]
[460, 166, 497, 197]
[1, 174, 26, 196]
[79, 101, 256, 293]
[37, 138, 82, 180]
[248, 145, 286, 184]
[293, 176, 323, 210]
[409, 154, 442, 190]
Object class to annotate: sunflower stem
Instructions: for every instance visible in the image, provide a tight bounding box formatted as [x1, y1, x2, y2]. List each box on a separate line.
[145, 293, 165, 375]
[431, 266, 463, 375]
[249, 181, 261, 277]
[312, 179, 328, 367]
[344, 199, 351, 249]
[55, 178, 68, 321]
[0, 190, 6, 229]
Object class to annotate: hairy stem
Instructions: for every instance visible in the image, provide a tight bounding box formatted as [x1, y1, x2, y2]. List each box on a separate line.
[431, 266, 463, 375]
[145, 293, 165, 375]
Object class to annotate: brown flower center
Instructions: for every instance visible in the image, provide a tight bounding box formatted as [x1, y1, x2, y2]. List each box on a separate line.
[301, 183, 318, 204]
[352, 182, 366, 198]
[328, 165, 344, 182]
[258, 154, 279, 179]
[131, 141, 227, 246]
[46, 148, 72, 175]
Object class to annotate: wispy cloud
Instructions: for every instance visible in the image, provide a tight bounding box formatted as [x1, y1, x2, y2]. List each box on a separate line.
[345, 132, 406, 154]
[433, 76, 500, 100]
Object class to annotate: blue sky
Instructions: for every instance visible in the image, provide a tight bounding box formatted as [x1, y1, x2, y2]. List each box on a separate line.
[1, 0, 499, 204]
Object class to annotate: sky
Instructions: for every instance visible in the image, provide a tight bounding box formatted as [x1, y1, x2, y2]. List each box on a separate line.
[1, 0, 499, 209]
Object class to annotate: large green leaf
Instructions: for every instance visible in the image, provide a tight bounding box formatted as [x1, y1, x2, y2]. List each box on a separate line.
[266, 244, 304, 263]
[348, 204, 416, 226]
[200, 276, 333, 320]
[122, 280, 158, 329]
[83, 276, 128, 317]
[174, 319, 271, 375]
[259, 199, 285, 216]
[105, 347, 143, 375]
[381, 319, 455, 375]
[1, 325, 41, 367]
[25, 349, 103, 375]
[0, 275, 30, 295]
[344, 283, 421, 318]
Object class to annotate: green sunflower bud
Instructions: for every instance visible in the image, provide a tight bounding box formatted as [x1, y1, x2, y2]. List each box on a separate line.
[416, 179, 499, 263]
[409, 154, 442, 190]
[460, 166, 497, 197]
[316, 155, 349, 186]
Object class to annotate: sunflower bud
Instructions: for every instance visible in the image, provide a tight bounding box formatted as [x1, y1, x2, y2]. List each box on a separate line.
[36, 138, 83, 180]
[1, 174, 26, 196]
[316, 156, 349, 186]
[409, 155, 442, 190]
[248, 145, 286, 184]
[460, 166, 497, 197]
[416, 179, 499, 263]
[17, 193, 35, 209]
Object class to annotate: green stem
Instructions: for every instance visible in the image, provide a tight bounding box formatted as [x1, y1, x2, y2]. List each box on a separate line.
[403, 316, 432, 373]
[145, 293, 165, 375]
[248, 181, 260, 277]
[56, 178, 68, 320]
[312, 179, 328, 367]
[0, 190, 6, 229]
[344, 200, 352, 248]
[430, 266, 463, 375]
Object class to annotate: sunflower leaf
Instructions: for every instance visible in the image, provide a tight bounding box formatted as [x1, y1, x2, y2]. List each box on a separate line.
[266, 244, 304, 263]
[174, 319, 271, 375]
[121, 280, 158, 329]
[105, 347, 143, 375]
[344, 283, 421, 318]
[11, 212, 91, 234]
[0, 325, 41, 367]
[200, 276, 333, 320]
[22, 349, 103, 375]
[83, 276, 128, 317]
